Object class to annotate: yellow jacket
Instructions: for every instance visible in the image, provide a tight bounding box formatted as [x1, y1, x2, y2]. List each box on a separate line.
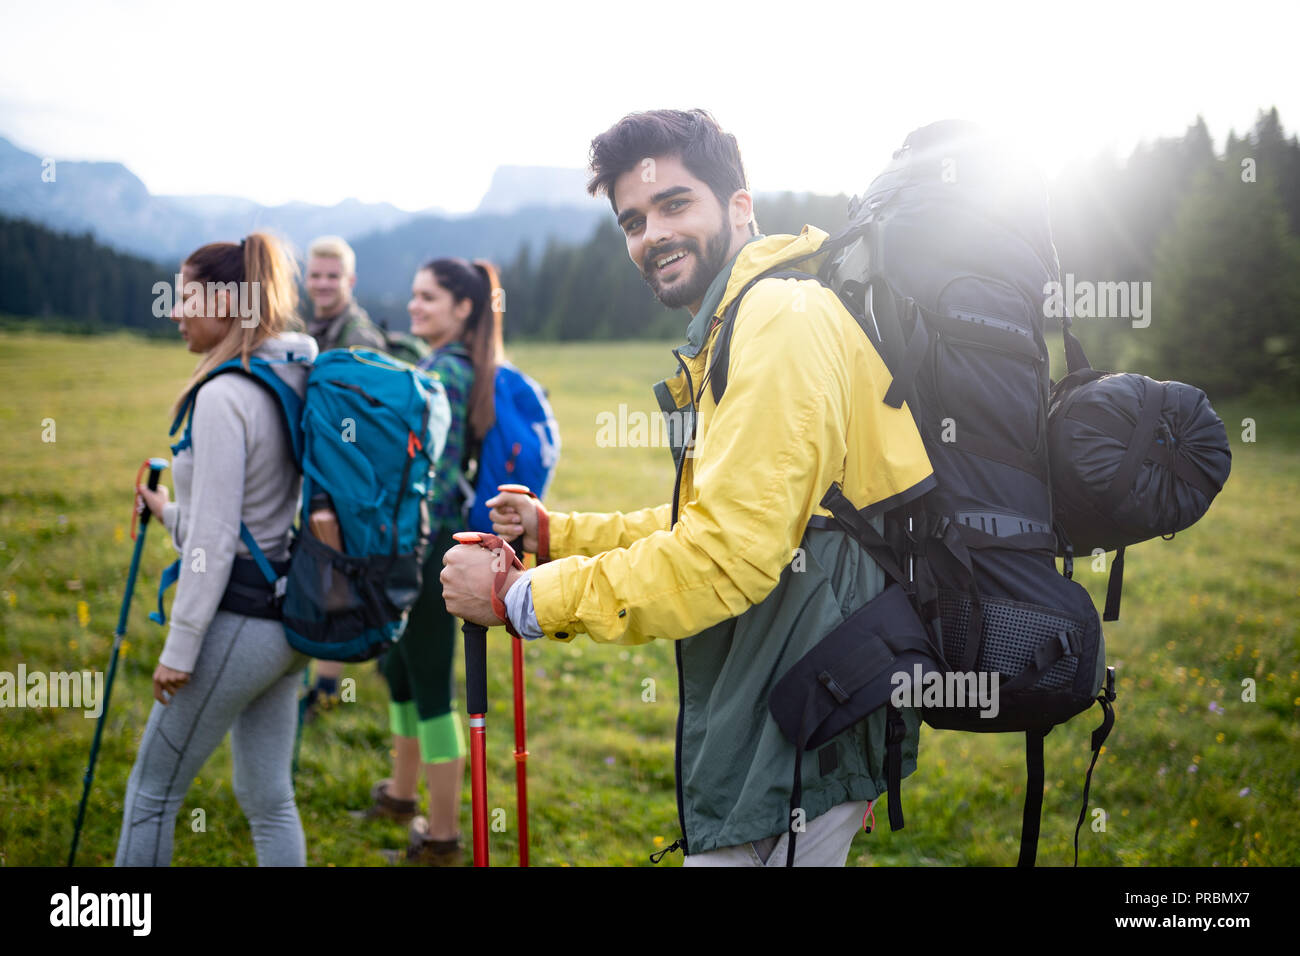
[529, 226, 934, 644]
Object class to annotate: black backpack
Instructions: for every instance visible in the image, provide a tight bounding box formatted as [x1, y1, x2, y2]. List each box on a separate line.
[754, 121, 1226, 866]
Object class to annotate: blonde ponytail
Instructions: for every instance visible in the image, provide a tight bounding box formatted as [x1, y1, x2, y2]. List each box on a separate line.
[171, 232, 301, 417]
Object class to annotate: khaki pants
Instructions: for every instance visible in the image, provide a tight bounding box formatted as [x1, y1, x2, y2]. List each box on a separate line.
[682, 799, 870, 867]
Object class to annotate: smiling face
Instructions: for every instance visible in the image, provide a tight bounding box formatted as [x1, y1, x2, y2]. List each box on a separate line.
[170, 265, 234, 353]
[408, 268, 473, 349]
[306, 253, 355, 318]
[612, 154, 753, 313]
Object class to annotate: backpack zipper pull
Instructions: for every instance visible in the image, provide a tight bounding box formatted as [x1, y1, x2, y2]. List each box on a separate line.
[649, 838, 685, 863]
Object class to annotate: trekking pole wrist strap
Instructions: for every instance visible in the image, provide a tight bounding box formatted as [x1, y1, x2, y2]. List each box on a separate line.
[453, 532, 525, 637]
[536, 504, 550, 564]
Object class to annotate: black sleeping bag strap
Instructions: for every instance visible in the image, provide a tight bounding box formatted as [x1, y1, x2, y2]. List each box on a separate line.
[1104, 546, 1126, 622]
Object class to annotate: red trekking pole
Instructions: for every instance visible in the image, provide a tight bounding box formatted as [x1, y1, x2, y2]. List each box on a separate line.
[510, 604, 529, 867]
[496, 483, 541, 868]
[459, 610, 491, 866]
[453, 530, 527, 867]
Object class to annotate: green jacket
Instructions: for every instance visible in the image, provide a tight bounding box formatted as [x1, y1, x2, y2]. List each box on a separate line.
[307, 300, 387, 353]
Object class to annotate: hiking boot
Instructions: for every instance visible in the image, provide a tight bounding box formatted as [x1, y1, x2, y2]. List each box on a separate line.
[405, 815, 463, 866]
[351, 779, 420, 824]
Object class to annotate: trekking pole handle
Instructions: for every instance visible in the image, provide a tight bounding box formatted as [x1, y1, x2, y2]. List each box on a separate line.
[496, 483, 534, 498]
[496, 485, 535, 556]
[452, 531, 524, 634]
[463, 620, 489, 718]
[496, 484, 549, 563]
[132, 458, 169, 538]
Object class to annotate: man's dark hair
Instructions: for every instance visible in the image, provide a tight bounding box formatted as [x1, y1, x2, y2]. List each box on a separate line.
[587, 109, 756, 234]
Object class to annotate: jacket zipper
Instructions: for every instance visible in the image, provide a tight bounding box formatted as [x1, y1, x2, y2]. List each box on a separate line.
[667, 347, 696, 858]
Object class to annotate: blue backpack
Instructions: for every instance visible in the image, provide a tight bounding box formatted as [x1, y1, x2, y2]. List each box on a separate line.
[466, 363, 560, 532]
[153, 348, 450, 662]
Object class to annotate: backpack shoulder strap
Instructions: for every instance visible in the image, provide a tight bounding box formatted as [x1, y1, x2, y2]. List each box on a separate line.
[168, 357, 306, 466]
[153, 358, 302, 626]
[708, 269, 825, 406]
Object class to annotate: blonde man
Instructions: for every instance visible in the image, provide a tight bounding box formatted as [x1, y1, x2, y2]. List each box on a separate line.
[304, 236, 387, 353]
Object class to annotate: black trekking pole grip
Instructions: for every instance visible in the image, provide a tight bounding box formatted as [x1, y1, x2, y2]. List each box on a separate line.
[141, 459, 164, 527]
[131, 457, 169, 538]
[463, 621, 489, 715]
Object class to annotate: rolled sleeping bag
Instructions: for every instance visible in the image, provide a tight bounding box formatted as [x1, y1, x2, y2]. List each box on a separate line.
[1048, 370, 1231, 556]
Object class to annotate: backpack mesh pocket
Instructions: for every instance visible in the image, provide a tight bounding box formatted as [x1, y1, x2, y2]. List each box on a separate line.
[281, 531, 418, 661]
[937, 590, 1081, 691]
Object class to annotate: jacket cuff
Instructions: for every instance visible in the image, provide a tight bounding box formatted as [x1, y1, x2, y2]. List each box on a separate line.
[545, 510, 573, 560]
[158, 625, 202, 674]
[528, 560, 580, 642]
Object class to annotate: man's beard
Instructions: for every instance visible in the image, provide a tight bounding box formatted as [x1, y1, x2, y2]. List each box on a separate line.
[643, 218, 732, 310]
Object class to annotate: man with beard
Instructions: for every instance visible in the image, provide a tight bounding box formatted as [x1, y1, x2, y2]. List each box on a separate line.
[441, 109, 934, 866]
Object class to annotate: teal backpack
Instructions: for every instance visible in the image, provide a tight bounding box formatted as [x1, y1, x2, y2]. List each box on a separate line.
[152, 348, 450, 661]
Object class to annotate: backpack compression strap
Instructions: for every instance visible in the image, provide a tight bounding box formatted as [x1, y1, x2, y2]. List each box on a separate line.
[1073, 677, 1116, 865]
[148, 524, 283, 626]
[1018, 729, 1050, 867]
[1020, 670, 1117, 868]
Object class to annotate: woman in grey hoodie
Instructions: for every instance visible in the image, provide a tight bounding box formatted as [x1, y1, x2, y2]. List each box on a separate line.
[115, 232, 318, 866]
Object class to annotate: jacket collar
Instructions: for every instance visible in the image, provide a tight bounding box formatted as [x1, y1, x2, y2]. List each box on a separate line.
[680, 235, 763, 359]
[678, 226, 832, 359]
[308, 300, 364, 344]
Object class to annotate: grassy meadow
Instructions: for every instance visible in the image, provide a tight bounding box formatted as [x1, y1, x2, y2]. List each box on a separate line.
[0, 328, 1296, 867]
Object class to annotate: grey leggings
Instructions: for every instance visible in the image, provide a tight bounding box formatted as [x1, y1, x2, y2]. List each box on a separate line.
[115, 611, 309, 866]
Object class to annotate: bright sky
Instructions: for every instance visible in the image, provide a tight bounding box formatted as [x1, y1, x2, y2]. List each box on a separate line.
[1, 0, 1296, 213]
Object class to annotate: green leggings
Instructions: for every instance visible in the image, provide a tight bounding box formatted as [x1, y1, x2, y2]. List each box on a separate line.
[381, 526, 466, 764]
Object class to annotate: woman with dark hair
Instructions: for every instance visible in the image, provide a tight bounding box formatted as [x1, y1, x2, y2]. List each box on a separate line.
[359, 257, 502, 865]
[117, 232, 318, 866]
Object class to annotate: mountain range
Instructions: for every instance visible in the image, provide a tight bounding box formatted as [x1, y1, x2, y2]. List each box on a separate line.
[0, 135, 605, 270]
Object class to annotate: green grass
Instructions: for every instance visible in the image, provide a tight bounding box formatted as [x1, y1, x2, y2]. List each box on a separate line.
[0, 329, 1296, 867]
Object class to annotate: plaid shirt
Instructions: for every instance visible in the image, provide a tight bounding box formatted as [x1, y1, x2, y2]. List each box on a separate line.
[418, 342, 474, 533]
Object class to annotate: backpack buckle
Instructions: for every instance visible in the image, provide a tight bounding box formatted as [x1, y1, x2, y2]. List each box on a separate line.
[885, 707, 908, 745]
[817, 670, 851, 705]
